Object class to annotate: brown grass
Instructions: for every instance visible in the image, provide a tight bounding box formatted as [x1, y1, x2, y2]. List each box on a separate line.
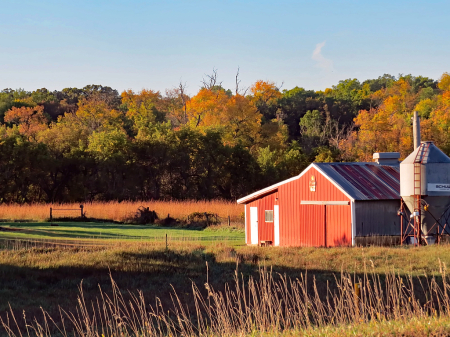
[2, 264, 450, 337]
[0, 200, 244, 223]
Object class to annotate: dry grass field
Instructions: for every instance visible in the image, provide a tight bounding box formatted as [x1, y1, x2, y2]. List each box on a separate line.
[2, 243, 450, 336]
[0, 200, 244, 223]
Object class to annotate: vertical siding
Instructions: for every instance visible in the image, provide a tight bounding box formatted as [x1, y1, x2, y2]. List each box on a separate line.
[278, 167, 352, 247]
[355, 200, 401, 236]
[299, 204, 325, 246]
[246, 191, 278, 245]
[326, 205, 351, 246]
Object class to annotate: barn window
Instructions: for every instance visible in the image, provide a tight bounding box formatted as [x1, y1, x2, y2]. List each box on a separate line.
[265, 210, 274, 222]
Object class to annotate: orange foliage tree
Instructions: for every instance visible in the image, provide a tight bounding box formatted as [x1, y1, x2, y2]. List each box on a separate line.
[186, 88, 262, 147]
[250, 80, 282, 105]
[4, 105, 48, 141]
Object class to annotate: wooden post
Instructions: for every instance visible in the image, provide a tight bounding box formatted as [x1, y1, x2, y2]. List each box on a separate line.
[355, 282, 361, 315]
[165, 233, 168, 251]
[50, 207, 52, 221]
[228, 215, 230, 226]
[80, 204, 84, 218]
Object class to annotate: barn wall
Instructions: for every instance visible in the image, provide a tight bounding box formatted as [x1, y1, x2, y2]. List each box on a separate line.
[278, 167, 352, 247]
[354, 200, 401, 236]
[245, 191, 279, 245]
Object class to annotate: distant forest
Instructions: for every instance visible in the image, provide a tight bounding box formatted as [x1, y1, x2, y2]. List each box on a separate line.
[1, 72, 449, 203]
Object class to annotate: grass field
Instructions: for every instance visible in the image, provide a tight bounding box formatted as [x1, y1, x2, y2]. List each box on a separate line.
[283, 315, 450, 336]
[2, 217, 450, 336]
[0, 221, 244, 242]
[2, 242, 450, 336]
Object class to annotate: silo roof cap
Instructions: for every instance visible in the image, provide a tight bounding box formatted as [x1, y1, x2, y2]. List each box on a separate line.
[401, 142, 450, 164]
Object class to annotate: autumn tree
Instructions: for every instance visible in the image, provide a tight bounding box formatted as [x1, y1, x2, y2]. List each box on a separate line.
[121, 89, 168, 140]
[340, 79, 418, 161]
[186, 87, 262, 147]
[421, 73, 450, 153]
[4, 105, 48, 141]
[250, 80, 282, 121]
[163, 83, 190, 126]
[75, 99, 124, 132]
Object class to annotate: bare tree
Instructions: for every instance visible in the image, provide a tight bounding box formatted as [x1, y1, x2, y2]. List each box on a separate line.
[178, 81, 188, 124]
[201, 68, 222, 90]
[235, 67, 241, 95]
[235, 67, 249, 96]
[326, 118, 355, 151]
[163, 81, 190, 125]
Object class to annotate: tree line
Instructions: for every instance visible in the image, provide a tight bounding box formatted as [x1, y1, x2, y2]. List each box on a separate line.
[0, 72, 449, 203]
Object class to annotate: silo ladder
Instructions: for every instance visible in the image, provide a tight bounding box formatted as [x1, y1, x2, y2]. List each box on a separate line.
[412, 142, 431, 245]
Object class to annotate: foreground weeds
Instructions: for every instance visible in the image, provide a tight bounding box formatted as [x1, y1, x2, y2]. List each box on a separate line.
[2, 261, 450, 337]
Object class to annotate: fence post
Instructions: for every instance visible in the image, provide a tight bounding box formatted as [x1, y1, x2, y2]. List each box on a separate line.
[50, 207, 52, 221]
[228, 215, 230, 226]
[354, 282, 361, 316]
[80, 204, 84, 218]
[165, 233, 168, 251]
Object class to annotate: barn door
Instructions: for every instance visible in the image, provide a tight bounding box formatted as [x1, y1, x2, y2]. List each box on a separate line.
[274, 205, 280, 246]
[299, 204, 325, 246]
[325, 205, 351, 247]
[250, 207, 258, 244]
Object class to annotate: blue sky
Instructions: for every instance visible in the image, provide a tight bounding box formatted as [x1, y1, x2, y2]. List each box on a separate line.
[0, 0, 449, 94]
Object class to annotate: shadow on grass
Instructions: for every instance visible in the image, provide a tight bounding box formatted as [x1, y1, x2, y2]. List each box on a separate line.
[0, 246, 443, 336]
[0, 222, 232, 241]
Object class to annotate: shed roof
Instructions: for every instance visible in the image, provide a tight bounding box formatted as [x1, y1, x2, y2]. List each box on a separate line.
[237, 162, 400, 204]
[315, 163, 399, 201]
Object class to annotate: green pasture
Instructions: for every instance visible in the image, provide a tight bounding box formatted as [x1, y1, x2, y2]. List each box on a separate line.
[0, 221, 245, 243]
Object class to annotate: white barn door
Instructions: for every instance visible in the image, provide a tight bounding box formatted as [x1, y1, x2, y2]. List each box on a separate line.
[250, 207, 258, 244]
[274, 205, 280, 246]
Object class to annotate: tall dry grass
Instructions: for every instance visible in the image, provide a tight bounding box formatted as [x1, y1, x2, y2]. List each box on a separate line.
[0, 200, 244, 223]
[2, 263, 450, 337]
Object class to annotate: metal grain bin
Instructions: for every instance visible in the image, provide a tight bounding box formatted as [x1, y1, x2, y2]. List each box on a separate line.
[400, 141, 450, 242]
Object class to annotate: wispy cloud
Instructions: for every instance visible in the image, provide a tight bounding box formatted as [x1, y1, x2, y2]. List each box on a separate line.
[312, 41, 333, 71]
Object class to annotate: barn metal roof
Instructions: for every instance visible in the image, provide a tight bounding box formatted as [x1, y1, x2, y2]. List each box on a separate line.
[237, 162, 400, 204]
[314, 162, 400, 201]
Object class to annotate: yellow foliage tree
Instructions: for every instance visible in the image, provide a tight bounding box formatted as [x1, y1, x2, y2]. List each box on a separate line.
[121, 89, 168, 140]
[438, 72, 450, 92]
[38, 113, 91, 153]
[75, 99, 123, 132]
[422, 90, 450, 153]
[341, 79, 417, 161]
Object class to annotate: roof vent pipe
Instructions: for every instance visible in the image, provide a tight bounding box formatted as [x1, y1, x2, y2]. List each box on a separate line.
[413, 110, 421, 150]
[373, 152, 400, 165]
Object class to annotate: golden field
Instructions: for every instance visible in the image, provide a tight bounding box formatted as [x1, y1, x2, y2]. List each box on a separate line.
[0, 200, 245, 223]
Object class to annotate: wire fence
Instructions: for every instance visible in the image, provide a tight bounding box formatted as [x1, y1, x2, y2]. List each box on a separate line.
[0, 235, 243, 251]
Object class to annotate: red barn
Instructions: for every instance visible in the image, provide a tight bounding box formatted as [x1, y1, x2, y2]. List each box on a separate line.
[237, 154, 401, 247]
